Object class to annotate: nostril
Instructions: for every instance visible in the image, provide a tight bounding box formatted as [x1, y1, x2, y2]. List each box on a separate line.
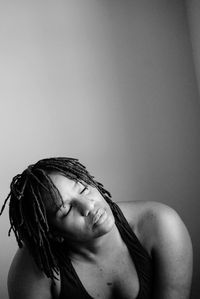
[84, 208, 94, 218]
[84, 210, 90, 217]
[85, 207, 94, 217]
[78, 199, 94, 217]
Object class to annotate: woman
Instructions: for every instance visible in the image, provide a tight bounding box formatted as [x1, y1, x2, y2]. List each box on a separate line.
[1, 157, 193, 299]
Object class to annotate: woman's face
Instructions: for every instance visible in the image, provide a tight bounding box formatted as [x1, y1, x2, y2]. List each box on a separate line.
[44, 173, 115, 243]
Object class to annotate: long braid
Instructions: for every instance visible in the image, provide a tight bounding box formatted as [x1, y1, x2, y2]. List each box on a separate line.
[0, 157, 113, 280]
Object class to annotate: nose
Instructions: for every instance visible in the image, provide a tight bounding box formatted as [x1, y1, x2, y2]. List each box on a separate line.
[73, 197, 94, 217]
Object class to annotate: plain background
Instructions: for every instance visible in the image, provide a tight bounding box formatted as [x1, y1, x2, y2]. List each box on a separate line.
[0, 1, 200, 298]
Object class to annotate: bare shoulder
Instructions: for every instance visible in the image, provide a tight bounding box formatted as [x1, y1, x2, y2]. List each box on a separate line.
[117, 200, 192, 251]
[8, 246, 53, 299]
[118, 201, 193, 298]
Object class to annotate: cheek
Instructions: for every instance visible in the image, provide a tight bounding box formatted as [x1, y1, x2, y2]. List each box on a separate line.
[57, 219, 93, 242]
[53, 215, 88, 236]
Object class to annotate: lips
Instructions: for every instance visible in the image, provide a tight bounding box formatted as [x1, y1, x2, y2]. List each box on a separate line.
[90, 208, 107, 226]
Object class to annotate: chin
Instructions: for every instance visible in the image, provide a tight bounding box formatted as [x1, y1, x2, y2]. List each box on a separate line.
[93, 214, 115, 237]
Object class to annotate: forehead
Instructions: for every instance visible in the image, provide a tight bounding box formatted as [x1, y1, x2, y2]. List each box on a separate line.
[49, 173, 76, 194]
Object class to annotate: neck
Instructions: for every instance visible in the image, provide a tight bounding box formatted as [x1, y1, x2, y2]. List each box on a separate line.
[66, 224, 123, 264]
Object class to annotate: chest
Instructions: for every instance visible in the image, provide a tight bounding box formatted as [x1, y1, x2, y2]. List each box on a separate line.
[73, 249, 140, 299]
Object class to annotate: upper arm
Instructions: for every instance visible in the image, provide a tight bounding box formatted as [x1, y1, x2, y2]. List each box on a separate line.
[7, 247, 53, 299]
[148, 204, 193, 299]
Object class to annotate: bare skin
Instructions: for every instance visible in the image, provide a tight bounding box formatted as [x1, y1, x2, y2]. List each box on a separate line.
[7, 175, 193, 299]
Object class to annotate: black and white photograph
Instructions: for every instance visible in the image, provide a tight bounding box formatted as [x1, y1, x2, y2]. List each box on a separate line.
[0, 1, 199, 298]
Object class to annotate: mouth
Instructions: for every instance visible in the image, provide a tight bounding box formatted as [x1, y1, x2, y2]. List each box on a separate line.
[91, 208, 107, 226]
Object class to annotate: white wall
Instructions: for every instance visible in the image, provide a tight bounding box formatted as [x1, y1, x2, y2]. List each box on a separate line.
[186, 0, 200, 99]
[0, 1, 200, 298]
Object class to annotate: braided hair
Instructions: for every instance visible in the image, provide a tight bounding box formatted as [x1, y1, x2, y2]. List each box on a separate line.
[0, 157, 113, 280]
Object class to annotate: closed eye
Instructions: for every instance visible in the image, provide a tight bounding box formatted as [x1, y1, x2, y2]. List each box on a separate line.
[56, 203, 71, 217]
[80, 186, 88, 194]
